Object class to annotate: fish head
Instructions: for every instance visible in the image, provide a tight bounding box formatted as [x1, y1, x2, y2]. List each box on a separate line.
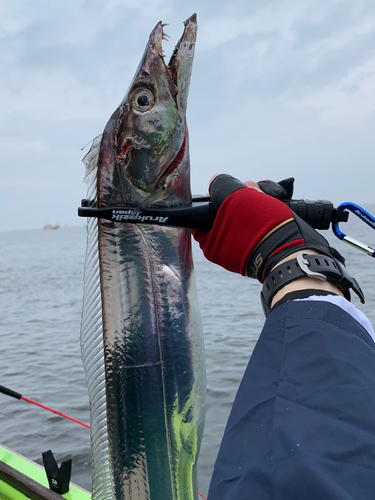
[97, 14, 197, 207]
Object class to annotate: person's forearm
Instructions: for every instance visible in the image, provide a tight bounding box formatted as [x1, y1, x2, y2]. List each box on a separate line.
[270, 250, 345, 309]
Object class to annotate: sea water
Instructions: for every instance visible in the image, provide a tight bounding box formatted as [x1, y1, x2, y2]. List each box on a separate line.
[1, 206, 375, 496]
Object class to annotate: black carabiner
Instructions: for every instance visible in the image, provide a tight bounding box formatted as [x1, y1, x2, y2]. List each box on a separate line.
[332, 202, 375, 258]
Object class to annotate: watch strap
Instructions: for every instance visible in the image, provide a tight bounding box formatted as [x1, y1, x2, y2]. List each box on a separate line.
[261, 252, 364, 316]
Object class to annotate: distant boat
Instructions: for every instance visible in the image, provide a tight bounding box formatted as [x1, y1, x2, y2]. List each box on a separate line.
[43, 224, 60, 231]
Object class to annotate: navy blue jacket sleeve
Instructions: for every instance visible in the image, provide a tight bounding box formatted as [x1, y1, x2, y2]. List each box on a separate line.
[208, 300, 375, 500]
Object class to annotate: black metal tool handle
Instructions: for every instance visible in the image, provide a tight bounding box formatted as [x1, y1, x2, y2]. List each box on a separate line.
[78, 201, 215, 230]
[78, 197, 348, 231]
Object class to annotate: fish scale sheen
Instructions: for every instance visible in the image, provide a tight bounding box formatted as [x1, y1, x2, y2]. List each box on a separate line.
[80, 14, 205, 500]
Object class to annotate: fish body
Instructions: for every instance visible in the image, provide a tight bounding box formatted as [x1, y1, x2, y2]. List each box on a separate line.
[80, 15, 205, 500]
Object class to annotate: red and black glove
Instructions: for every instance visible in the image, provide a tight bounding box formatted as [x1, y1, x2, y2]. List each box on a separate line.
[192, 174, 345, 282]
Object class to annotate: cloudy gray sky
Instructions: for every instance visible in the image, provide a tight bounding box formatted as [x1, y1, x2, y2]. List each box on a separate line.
[1, 0, 375, 231]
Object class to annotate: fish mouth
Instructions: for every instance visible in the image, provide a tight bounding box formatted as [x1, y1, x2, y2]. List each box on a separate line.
[153, 17, 194, 186]
[149, 15, 197, 188]
[117, 136, 150, 165]
[162, 13, 197, 91]
[168, 13, 197, 109]
[154, 131, 187, 186]
[118, 132, 186, 192]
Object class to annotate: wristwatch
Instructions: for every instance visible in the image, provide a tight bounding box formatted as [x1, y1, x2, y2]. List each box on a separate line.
[261, 251, 365, 316]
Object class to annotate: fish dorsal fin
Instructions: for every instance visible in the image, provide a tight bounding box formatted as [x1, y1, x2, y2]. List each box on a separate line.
[82, 134, 103, 185]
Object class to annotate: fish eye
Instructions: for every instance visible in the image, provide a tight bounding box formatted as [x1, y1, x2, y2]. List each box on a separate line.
[132, 88, 155, 112]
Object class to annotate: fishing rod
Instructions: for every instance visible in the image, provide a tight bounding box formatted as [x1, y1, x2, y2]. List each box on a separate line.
[79, 196, 375, 258]
[0, 384, 90, 429]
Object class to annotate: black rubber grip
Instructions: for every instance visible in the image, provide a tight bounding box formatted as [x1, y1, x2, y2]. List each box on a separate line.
[0, 384, 22, 400]
[284, 200, 333, 230]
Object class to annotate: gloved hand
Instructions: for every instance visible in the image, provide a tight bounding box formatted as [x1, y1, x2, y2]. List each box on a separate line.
[192, 174, 345, 282]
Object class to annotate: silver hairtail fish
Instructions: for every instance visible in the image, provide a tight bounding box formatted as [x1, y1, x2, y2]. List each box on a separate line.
[80, 14, 205, 500]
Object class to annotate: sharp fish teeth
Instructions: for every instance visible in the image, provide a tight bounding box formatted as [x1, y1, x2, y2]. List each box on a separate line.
[161, 21, 170, 43]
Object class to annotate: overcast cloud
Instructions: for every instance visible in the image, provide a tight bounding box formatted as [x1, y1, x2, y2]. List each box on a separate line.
[1, 0, 374, 231]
